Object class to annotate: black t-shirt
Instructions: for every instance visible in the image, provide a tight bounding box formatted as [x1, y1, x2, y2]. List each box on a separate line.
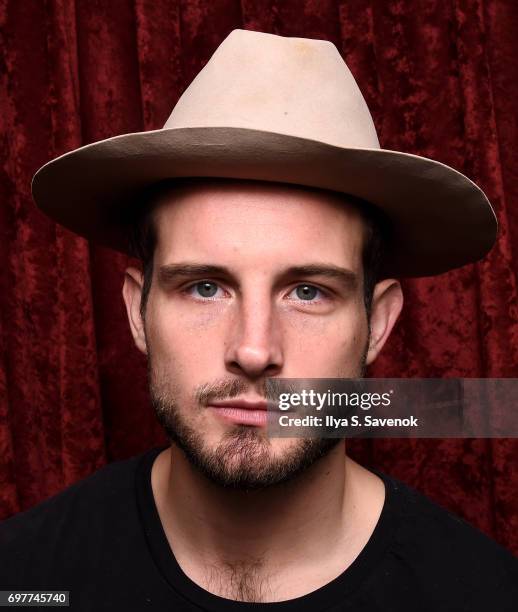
[1, 445, 517, 611]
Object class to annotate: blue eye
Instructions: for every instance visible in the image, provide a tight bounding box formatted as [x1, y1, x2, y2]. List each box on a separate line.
[192, 281, 220, 298]
[291, 284, 321, 301]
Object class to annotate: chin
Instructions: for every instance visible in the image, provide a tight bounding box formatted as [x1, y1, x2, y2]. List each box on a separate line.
[178, 426, 340, 491]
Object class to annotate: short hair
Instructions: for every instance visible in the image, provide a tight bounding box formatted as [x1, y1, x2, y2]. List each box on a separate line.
[127, 179, 388, 320]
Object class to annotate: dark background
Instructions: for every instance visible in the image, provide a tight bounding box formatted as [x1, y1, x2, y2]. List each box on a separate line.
[1, 0, 517, 554]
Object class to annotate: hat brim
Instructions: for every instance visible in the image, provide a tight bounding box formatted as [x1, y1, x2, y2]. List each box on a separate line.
[31, 126, 497, 277]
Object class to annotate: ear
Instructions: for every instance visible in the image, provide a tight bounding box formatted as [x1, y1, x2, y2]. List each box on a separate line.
[365, 279, 403, 365]
[122, 266, 148, 355]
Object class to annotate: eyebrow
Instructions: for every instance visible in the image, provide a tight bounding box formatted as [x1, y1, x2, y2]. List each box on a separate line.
[157, 263, 359, 291]
[281, 265, 359, 291]
[158, 264, 231, 284]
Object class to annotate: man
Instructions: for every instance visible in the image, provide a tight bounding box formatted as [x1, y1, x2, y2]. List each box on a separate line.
[1, 29, 516, 610]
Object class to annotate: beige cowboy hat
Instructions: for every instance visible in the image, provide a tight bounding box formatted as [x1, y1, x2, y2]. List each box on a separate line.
[31, 29, 497, 277]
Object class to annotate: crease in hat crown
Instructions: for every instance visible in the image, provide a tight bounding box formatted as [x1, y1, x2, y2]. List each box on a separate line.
[165, 29, 380, 149]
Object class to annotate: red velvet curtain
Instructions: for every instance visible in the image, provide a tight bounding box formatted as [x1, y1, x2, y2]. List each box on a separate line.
[1, 0, 517, 554]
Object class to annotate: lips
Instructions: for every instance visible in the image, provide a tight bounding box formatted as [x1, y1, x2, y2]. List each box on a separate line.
[209, 398, 268, 411]
[208, 397, 272, 426]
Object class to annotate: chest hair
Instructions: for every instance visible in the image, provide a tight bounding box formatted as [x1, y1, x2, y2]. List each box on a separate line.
[203, 557, 275, 603]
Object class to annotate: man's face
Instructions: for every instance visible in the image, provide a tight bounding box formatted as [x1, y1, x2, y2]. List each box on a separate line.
[124, 180, 399, 489]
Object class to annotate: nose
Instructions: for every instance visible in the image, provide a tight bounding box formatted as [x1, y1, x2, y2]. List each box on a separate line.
[224, 293, 284, 380]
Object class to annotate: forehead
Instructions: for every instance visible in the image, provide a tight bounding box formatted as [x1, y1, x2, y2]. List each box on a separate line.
[151, 180, 366, 270]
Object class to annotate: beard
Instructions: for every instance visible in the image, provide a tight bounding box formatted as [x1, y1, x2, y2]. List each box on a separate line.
[152, 389, 340, 490]
[148, 341, 368, 491]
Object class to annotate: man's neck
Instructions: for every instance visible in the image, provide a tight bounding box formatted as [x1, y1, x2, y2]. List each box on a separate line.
[151, 443, 385, 602]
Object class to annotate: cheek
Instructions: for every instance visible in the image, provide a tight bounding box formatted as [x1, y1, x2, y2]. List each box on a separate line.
[283, 307, 368, 374]
[145, 298, 227, 370]
[333, 309, 369, 358]
[152, 298, 221, 332]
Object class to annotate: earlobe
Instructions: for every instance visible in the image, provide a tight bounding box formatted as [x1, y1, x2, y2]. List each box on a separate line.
[122, 266, 148, 355]
[365, 279, 403, 365]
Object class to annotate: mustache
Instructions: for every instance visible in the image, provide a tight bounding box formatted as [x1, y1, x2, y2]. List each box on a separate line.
[195, 378, 286, 405]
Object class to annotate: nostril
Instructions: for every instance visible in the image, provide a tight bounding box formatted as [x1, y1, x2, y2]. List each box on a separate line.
[226, 352, 282, 379]
[228, 360, 241, 372]
[264, 363, 281, 375]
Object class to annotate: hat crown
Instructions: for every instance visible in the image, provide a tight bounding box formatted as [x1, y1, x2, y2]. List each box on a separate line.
[165, 29, 380, 149]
